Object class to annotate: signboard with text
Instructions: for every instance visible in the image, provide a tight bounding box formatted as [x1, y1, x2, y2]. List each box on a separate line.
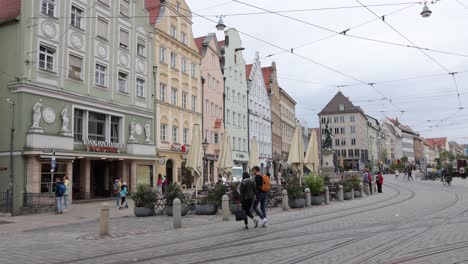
[83, 139, 125, 153]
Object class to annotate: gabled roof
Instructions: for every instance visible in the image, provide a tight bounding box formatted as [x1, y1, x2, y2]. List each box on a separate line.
[245, 64, 253, 81]
[194, 36, 206, 55]
[262, 67, 273, 93]
[386, 117, 416, 135]
[426, 138, 448, 149]
[318, 92, 364, 116]
[145, 0, 162, 25]
[0, 0, 21, 24]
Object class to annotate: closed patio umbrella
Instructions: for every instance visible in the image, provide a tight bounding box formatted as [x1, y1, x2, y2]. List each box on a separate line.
[218, 132, 234, 182]
[249, 136, 260, 170]
[186, 124, 203, 197]
[304, 129, 320, 174]
[288, 122, 304, 184]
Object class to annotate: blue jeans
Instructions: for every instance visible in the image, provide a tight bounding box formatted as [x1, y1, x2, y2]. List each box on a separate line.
[56, 197, 63, 213]
[63, 194, 69, 209]
[253, 192, 267, 219]
[116, 194, 121, 206]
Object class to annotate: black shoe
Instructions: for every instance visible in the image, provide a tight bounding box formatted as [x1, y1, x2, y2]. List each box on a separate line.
[244, 225, 249, 230]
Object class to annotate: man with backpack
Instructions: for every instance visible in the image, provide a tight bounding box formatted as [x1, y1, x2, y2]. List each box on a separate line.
[55, 178, 66, 214]
[252, 166, 270, 227]
[113, 178, 122, 208]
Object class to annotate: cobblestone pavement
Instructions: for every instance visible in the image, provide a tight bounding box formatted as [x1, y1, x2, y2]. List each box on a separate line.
[2, 177, 468, 264]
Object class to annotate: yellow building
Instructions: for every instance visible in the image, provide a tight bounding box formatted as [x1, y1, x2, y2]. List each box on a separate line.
[147, 0, 202, 188]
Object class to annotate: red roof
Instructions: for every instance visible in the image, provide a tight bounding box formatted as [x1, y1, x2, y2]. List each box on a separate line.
[0, 0, 21, 24]
[145, 0, 162, 26]
[245, 64, 253, 81]
[262, 67, 273, 92]
[194, 36, 206, 55]
[218, 40, 225, 48]
[426, 138, 447, 149]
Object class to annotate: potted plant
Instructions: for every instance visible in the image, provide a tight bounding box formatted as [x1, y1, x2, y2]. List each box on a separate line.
[286, 177, 305, 208]
[304, 174, 324, 205]
[229, 182, 241, 214]
[165, 183, 189, 216]
[195, 184, 226, 215]
[351, 175, 362, 198]
[343, 178, 354, 200]
[131, 184, 157, 217]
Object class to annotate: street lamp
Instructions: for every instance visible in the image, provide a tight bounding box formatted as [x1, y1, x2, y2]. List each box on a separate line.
[202, 137, 209, 184]
[420, 3, 432, 18]
[5, 98, 15, 214]
[216, 15, 226, 31]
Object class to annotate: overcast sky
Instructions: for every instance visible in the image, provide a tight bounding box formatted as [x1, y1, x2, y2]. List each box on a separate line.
[187, 0, 468, 142]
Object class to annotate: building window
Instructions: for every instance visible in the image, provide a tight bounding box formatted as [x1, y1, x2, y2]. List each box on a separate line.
[238, 113, 241, 127]
[118, 72, 128, 93]
[111, 116, 120, 143]
[227, 110, 230, 124]
[243, 139, 247, 151]
[159, 47, 166, 63]
[41, 0, 56, 17]
[171, 88, 177, 105]
[233, 112, 237, 126]
[191, 95, 197, 111]
[170, 52, 177, 68]
[226, 88, 230, 100]
[160, 83, 166, 102]
[137, 38, 146, 57]
[350, 115, 355, 122]
[341, 139, 346, 146]
[214, 133, 219, 144]
[243, 115, 246, 128]
[355, 149, 360, 157]
[71, 5, 84, 29]
[351, 138, 356, 145]
[181, 32, 187, 45]
[120, 0, 130, 17]
[172, 127, 178, 143]
[136, 78, 145, 98]
[191, 63, 196, 77]
[68, 54, 83, 80]
[119, 29, 129, 49]
[181, 57, 187, 73]
[334, 117, 339, 123]
[182, 92, 187, 109]
[95, 63, 106, 86]
[349, 149, 354, 157]
[351, 126, 356, 134]
[238, 92, 241, 104]
[170, 26, 177, 38]
[342, 149, 347, 158]
[335, 139, 340, 146]
[97, 18, 108, 39]
[335, 128, 339, 134]
[233, 137, 237, 150]
[183, 128, 189, 144]
[340, 127, 345, 134]
[160, 124, 167, 141]
[38, 45, 55, 71]
[73, 109, 83, 141]
[88, 112, 106, 141]
[340, 116, 345, 122]
[176, 2, 180, 12]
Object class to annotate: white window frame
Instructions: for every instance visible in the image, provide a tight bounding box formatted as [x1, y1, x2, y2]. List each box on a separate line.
[160, 124, 167, 142]
[170, 25, 177, 38]
[172, 126, 178, 143]
[119, 28, 130, 50]
[136, 77, 145, 98]
[41, 0, 56, 17]
[191, 95, 197, 111]
[160, 83, 166, 102]
[182, 92, 187, 109]
[181, 57, 187, 73]
[183, 128, 189, 144]
[95, 63, 107, 87]
[117, 71, 128, 93]
[137, 38, 146, 57]
[181, 32, 187, 45]
[120, 0, 130, 17]
[68, 53, 84, 80]
[97, 17, 109, 40]
[38, 44, 56, 72]
[170, 52, 177, 68]
[71, 5, 84, 29]
[159, 46, 166, 63]
[171, 88, 177, 105]
[191, 63, 196, 77]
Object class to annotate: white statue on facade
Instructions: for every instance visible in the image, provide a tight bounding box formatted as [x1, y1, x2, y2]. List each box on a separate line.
[61, 106, 70, 132]
[29, 100, 44, 133]
[144, 123, 151, 143]
[129, 118, 137, 142]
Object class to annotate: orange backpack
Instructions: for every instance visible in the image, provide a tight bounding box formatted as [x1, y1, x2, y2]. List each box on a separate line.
[261, 175, 271, 192]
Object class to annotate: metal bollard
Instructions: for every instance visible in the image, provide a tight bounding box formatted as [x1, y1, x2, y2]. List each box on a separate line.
[173, 198, 182, 229]
[222, 195, 230, 221]
[359, 183, 364, 197]
[282, 190, 289, 211]
[99, 203, 110, 237]
[338, 185, 344, 201]
[324, 186, 330, 204]
[305, 188, 311, 207]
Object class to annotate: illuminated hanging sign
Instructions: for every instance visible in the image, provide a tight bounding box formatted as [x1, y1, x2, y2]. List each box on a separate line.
[83, 139, 125, 153]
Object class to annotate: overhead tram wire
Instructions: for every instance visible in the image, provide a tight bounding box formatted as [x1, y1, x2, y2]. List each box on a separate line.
[233, 0, 468, 59]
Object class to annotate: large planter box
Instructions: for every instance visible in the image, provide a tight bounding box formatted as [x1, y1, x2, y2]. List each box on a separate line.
[289, 198, 306, 208]
[134, 207, 155, 217]
[344, 192, 353, 200]
[230, 203, 241, 214]
[165, 205, 189, 216]
[195, 204, 218, 215]
[354, 190, 361, 198]
[311, 195, 323, 205]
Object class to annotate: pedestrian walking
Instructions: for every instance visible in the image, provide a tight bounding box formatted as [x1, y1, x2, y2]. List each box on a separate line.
[55, 178, 66, 214]
[376, 172, 384, 193]
[113, 178, 122, 208]
[239, 172, 258, 229]
[63, 176, 71, 210]
[157, 174, 163, 194]
[119, 182, 128, 209]
[252, 166, 269, 227]
[395, 169, 399, 180]
[408, 169, 413, 181]
[365, 169, 373, 194]
[362, 171, 370, 194]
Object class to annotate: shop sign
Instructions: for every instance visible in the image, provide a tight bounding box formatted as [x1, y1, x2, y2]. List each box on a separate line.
[83, 139, 125, 153]
[171, 143, 182, 152]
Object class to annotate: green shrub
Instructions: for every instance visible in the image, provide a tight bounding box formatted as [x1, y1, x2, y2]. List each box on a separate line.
[285, 176, 305, 199]
[165, 183, 185, 206]
[200, 184, 227, 206]
[351, 175, 361, 190]
[342, 177, 354, 193]
[131, 184, 158, 209]
[304, 175, 324, 196]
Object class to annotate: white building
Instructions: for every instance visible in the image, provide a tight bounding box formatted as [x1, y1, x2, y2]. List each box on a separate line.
[246, 52, 272, 174]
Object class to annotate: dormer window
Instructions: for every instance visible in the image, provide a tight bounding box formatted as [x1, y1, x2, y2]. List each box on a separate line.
[339, 104, 344, 111]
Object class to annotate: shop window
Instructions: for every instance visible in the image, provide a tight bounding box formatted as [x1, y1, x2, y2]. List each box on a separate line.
[111, 116, 120, 143]
[88, 112, 106, 141]
[41, 162, 66, 193]
[136, 165, 153, 187]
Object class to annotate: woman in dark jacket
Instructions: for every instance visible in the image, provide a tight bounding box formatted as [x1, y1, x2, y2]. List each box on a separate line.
[239, 172, 258, 229]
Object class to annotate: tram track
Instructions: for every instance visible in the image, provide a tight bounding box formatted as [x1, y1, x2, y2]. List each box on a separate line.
[388, 240, 468, 263]
[52, 182, 415, 264]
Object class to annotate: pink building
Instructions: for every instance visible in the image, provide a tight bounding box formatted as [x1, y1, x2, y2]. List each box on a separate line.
[195, 33, 225, 183]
